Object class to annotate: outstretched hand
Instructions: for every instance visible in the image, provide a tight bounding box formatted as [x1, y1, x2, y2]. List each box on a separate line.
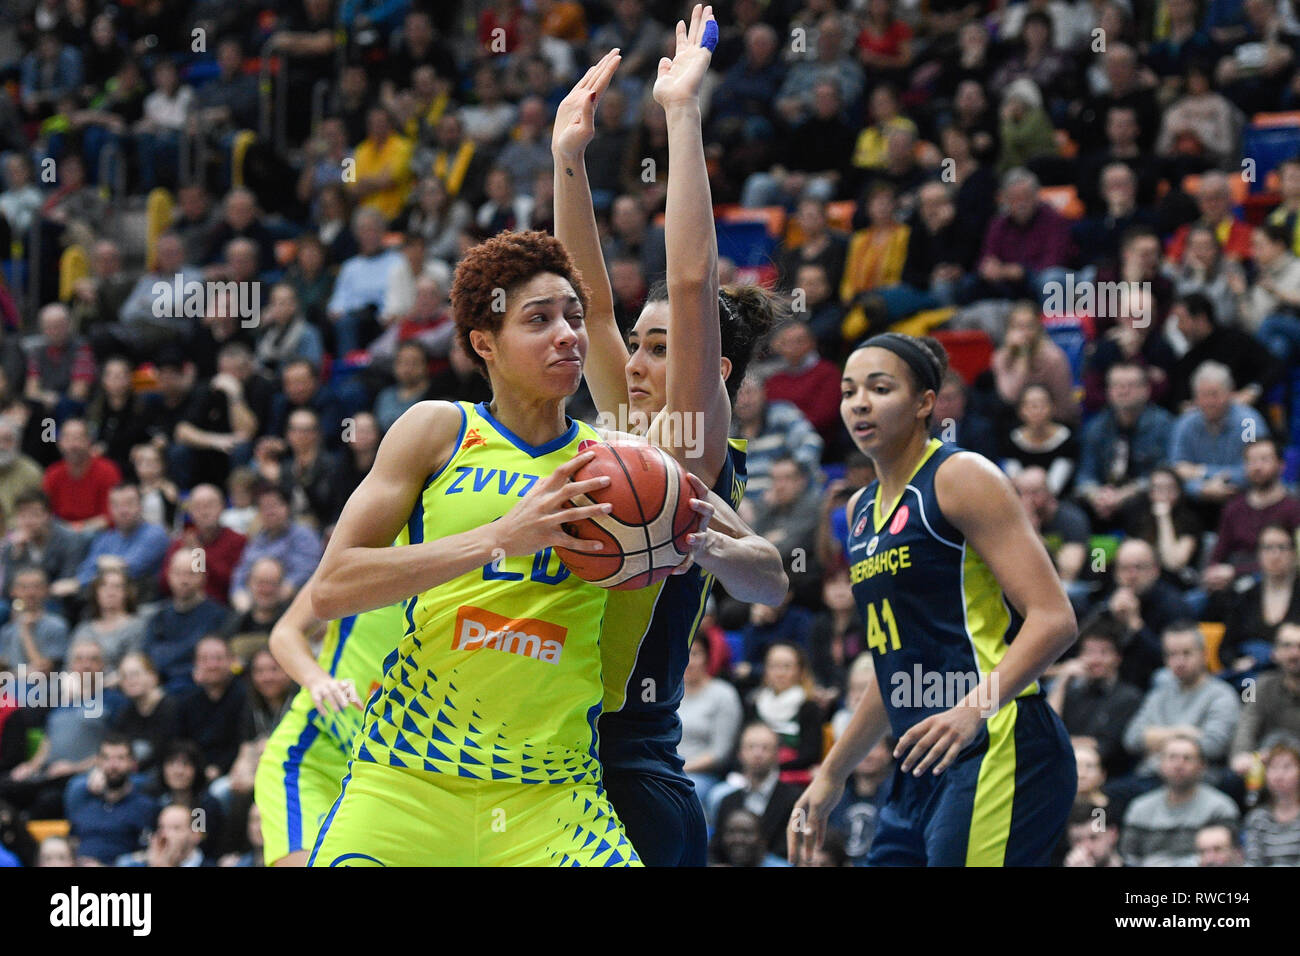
[553, 49, 622, 161]
[652, 4, 716, 109]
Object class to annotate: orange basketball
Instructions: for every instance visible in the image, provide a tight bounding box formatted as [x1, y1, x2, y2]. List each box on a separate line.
[555, 441, 700, 589]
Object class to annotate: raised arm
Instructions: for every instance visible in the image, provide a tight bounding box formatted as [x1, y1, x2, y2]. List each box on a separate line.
[312, 401, 613, 621]
[553, 50, 630, 416]
[650, 5, 731, 486]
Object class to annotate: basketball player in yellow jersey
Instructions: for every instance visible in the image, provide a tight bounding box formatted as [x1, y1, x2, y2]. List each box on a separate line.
[309, 231, 641, 867]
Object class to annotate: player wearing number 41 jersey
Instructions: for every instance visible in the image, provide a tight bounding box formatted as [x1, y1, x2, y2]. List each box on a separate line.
[789, 333, 1077, 868]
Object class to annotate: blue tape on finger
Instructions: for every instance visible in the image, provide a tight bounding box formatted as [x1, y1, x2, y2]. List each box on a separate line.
[701, 19, 718, 51]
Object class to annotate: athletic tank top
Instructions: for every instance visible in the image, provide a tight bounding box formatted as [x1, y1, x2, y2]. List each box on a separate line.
[354, 401, 608, 785]
[846, 438, 1038, 740]
[598, 440, 747, 778]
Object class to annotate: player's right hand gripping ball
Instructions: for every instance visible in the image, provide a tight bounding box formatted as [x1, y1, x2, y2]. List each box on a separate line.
[556, 442, 700, 589]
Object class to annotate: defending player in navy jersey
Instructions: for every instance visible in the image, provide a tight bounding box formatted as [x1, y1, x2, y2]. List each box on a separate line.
[789, 332, 1077, 866]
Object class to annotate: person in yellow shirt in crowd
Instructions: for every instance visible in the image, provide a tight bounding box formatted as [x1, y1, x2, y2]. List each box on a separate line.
[350, 106, 414, 222]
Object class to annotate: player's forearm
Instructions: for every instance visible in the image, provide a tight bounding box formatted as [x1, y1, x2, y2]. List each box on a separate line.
[698, 532, 787, 605]
[553, 152, 627, 414]
[662, 102, 720, 388]
[268, 590, 327, 690]
[819, 678, 890, 785]
[312, 524, 498, 621]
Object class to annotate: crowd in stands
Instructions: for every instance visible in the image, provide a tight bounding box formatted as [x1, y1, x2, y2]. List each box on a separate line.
[0, 0, 1299, 868]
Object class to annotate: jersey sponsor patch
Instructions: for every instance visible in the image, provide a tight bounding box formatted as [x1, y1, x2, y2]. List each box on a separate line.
[452, 605, 568, 664]
[854, 512, 869, 537]
[889, 504, 910, 535]
[866, 534, 879, 556]
[461, 428, 486, 451]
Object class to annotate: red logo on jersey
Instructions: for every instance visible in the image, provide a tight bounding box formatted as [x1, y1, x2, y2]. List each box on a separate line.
[889, 505, 910, 536]
[577, 438, 600, 454]
[853, 513, 869, 537]
[461, 428, 486, 451]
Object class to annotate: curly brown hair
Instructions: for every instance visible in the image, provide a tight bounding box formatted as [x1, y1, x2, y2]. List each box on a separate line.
[450, 230, 592, 376]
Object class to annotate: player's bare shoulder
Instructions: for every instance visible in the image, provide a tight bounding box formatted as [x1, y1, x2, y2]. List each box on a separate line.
[933, 449, 1018, 526]
[380, 399, 466, 477]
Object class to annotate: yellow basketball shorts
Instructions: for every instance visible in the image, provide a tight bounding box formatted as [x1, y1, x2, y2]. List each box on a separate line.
[255, 709, 351, 864]
[308, 759, 643, 867]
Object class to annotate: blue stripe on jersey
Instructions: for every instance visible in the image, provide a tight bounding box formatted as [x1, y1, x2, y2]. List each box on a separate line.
[476, 401, 578, 457]
[283, 721, 322, 853]
[327, 615, 358, 677]
[598, 442, 747, 778]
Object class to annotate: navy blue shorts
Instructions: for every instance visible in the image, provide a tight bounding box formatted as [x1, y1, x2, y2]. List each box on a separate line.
[866, 695, 1076, 866]
[601, 769, 707, 867]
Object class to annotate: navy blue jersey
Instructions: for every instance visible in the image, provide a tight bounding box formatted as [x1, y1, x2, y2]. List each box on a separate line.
[846, 438, 1038, 741]
[597, 440, 747, 778]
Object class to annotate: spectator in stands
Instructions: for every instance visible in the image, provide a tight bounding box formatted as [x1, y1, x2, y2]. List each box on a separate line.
[19, 30, 83, 122]
[142, 742, 222, 852]
[679, 637, 743, 807]
[122, 802, 209, 867]
[1243, 225, 1300, 370]
[1120, 733, 1239, 867]
[172, 346, 260, 492]
[588, 0, 667, 84]
[243, 646, 294, 740]
[109, 651, 177, 774]
[1082, 292, 1176, 417]
[790, 263, 848, 361]
[133, 58, 192, 193]
[194, 36, 259, 141]
[808, 570, 865, 697]
[172, 185, 218, 268]
[396, 177, 472, 268]
[1157, 56, 1241, 169]
[475, 166, 534, 234]
[229, 484, 322, 612]
[1230, 619, 1300, 768]
[1063, 799, 1125, 867]
[742, 80, 851, 210]
[2, 490, 85, 608]
[135, 347, 197, 467]
[109, 233, 201, 359]
[764, 320, 841, 452]
[75, 484, 170, 597]
[1121, 466, 1204, 590]
[267, 359, 346, 445]
[839, 183, 910, 344]
[254, 408, 339, 529]
[1000, 385, 1079, 495]
[713, 722, 802, 858]
[1075, 362, 1175, 532]
[929, 370, 999, 460]
[1048, 620, 1144, 778]
[1075, 165, 1160, 274]
[328, 208, 404, 354]
[751, 456, 823, 598]
[995, 78, 1057, 175]
[255, 283, 326, 376]
[0, 566, 69, 674]
[1123, 622, 1241, 780]
[330, 411, 381, 520]
[777, 199, 848, 297]
[1167, 172, 1254, 265]
[1013, 466, 1091, 604]
[826, 738, 893, 867]
[1242, 737, 1300, 866]
[198, 189, 275, 276]
[165, 486, 245, 608]
[129, 439, 176, 536]
[1205, 437, 1300, 583]
[602, 196, 668, 289]
[350, 106, 415, 223]
[25, 303, 95, 417]
[1091, 538, 1193, 690]
[62, 734, 155, 865]
[374, 341, 434, 432]
[175, 635, 249, 781]
[878, 180, 974, 322]
[428, 336, 493, 405]
[710, 805, 790, 867]
[84, 356, 147, 476]
[143, 548, 231, 693]
[0, 640, 111, 817]
[0, 417, 43, 517]
[421, 112, 493, 210]
[223, 557, 290, 645]
[1170, 361, 1270, 513]
[731, 375, 823, 507]
[0, 155, 43, 237]
[1222, 528, 1300, 678]
[967, 168, 1073, 305]
[69, 566, 143, 673]
[743, 642, 823, 784]
[992, 302, 1079, 428]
